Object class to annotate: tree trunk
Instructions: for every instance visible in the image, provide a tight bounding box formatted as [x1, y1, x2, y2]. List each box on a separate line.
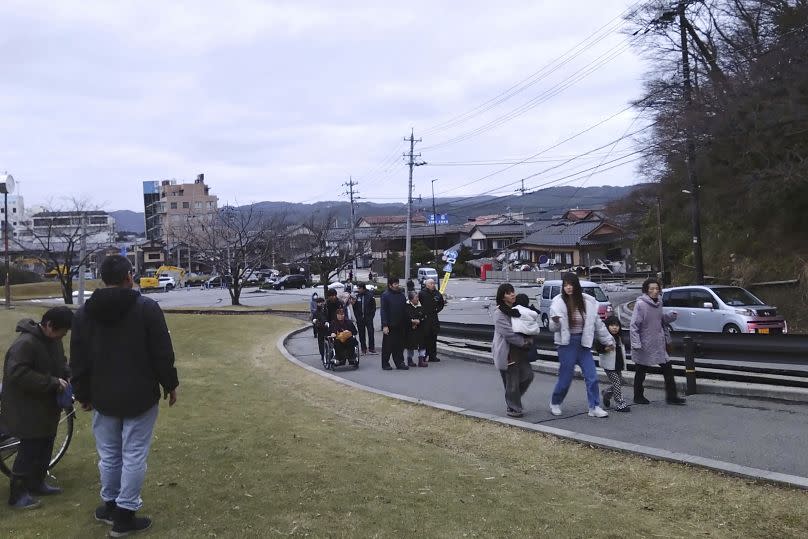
[61, 279, 74, 305]
[229, 284, 241, 306]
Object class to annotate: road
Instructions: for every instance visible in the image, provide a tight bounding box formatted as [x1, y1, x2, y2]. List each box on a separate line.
[284, 328, 808, 478]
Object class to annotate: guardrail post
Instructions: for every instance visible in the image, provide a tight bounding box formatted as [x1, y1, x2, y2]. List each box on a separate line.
[682, 336, 697, 395]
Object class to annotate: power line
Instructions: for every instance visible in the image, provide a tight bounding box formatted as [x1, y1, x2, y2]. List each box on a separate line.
[420, 1, 643, 137]
[421, 37, 639, 152]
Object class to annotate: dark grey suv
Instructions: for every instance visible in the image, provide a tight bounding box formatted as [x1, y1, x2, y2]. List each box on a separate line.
[272, 274, 309, 290]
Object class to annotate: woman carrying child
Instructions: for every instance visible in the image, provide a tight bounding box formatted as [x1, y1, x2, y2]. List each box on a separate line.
[405, 291, 428, 367]
[598, 315, 630, 412]
[492, 283, 534, 418]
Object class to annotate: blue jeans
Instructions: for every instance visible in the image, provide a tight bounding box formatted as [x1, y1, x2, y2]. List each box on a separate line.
[92, 404, 159, 511]
[551, 334, 600, 409]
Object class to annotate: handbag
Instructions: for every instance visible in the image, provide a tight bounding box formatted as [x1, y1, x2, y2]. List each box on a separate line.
[336, 330, 352, 343]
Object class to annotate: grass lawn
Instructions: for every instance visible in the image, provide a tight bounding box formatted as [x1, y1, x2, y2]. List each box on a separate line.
[0, 308, 807, 538]
[8, 281, 102, 301]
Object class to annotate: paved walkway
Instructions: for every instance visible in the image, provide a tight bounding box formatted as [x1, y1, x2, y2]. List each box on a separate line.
[285, 327, 808, 481]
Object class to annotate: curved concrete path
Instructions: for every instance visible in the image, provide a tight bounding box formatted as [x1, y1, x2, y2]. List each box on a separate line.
[280, 325, 808, 489]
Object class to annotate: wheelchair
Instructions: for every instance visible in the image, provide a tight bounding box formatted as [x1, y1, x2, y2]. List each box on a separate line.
[322, 331, 360, 371]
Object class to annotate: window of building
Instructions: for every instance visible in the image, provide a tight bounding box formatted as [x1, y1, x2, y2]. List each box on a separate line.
[182, 202, 190, 209]
[90, 217, 107, 225]
[170, 202, 178, 209]
[12, 208, 16, 213]
[147, 253, 162, 260]
[207, 201, 215, 208]
[195, 201, 203, 209]
[1, 208, 4, 213]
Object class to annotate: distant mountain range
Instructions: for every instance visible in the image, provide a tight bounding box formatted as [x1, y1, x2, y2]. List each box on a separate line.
[111, 185, 639, 234]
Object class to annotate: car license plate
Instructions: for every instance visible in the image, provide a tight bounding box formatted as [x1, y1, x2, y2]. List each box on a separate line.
[757, 328, 769, 334]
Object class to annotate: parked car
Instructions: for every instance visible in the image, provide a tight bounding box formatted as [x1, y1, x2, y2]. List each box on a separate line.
[272, 274, 309, 290]
[417, 267, 439, 285]
[536, 279, 613, 329]
[328, 281, 376, 293]
[206, 275, 233, 288]
[661, 285, 787, 334]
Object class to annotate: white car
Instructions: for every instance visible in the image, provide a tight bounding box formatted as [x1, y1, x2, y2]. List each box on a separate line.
[328, 282, 376, 292]
[157, 276, 176, 291]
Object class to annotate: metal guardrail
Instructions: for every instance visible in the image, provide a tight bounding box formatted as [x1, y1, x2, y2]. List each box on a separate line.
[439, 321, 808, 391]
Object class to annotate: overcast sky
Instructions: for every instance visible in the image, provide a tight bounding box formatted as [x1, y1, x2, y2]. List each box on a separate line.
[0, 0, 651, 212]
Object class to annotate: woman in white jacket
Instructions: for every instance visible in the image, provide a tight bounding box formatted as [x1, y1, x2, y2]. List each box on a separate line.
[548, 273, 614, 418]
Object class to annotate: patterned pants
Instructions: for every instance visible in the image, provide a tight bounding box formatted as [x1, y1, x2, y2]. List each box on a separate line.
[603, 370, 628, 409]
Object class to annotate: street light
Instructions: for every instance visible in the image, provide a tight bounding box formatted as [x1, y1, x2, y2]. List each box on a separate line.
[0, 174, 15, 309]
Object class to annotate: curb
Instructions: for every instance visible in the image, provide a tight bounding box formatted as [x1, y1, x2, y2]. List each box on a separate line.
[437, 342, 808, 404]
[278, 325, 808, 491]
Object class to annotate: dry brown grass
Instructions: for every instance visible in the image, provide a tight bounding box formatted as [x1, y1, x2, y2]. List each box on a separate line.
[0, 311, 806, 538]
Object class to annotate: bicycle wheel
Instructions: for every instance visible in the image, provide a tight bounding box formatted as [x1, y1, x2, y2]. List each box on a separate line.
[0, 406, 75, 478]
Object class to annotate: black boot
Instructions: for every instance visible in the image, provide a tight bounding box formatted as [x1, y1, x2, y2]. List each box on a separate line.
[662, 362, 686, 405]
[8, 474, 40, 510]
[95, 500, 117, 525]
[110, 507, 152, 537]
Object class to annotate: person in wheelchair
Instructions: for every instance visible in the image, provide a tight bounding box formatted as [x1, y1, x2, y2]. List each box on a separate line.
[328, 308, 359, 365]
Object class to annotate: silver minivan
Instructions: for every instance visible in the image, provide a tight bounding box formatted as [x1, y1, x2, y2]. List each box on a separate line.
[536, 279, 613, 329]
[662, 285, 788, 334]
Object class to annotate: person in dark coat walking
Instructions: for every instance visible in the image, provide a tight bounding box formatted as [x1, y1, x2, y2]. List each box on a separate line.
[418, 278, 445, 362]
[405, 291, 428, 367]
[0, 307, 74, 509]
[380, 277, 408, 370]
[309, 292, 319, 337]
[312, 297, 328, 362]
[352, 283, 377, 354]
[70, 255, 179, 536]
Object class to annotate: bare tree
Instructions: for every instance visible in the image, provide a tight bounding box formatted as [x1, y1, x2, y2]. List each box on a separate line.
[295, 211, 359, 295]
[16, 197, 114, 304]
[183, 205, 285, 305]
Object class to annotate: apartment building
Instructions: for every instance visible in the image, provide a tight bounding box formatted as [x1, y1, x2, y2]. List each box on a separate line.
[143, 174, 218, 245]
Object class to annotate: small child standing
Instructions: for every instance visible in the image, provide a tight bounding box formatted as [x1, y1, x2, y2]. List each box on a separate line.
[599, 315, 630, 412]
[507, 293, 541, 364]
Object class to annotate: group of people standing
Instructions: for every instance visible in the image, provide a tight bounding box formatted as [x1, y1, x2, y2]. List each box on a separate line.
[492, 273, 685, 418]
[309, 276, 445, 370]
[379, 277, 444, 370]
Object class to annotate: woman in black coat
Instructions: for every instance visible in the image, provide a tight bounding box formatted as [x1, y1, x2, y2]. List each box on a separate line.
[405, 291, 428, 367]
[0, 308, 74, 509]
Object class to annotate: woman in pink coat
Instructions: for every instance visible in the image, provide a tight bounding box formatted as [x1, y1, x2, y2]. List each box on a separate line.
[630, 277, 686, 405]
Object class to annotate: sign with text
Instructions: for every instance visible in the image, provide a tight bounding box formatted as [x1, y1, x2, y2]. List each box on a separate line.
[428, 213, 449, 225]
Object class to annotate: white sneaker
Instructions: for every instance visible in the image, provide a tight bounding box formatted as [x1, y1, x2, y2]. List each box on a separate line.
[588, 406, 609, 418]
[549, 404, 562, 416]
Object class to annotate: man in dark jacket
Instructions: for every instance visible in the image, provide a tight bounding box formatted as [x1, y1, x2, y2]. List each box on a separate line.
[352, 283, 377, 354]
[70, 255, 179, 536]
[1, 307, 73, 509]
[418, 278, 445, 362]
[380, 277, 408, 370]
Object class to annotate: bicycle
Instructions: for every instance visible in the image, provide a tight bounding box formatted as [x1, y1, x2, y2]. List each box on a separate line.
[0, 384, 76, 478]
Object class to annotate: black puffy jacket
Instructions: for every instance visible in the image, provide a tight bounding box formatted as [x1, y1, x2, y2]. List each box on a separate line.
[70, 287, 179, 418]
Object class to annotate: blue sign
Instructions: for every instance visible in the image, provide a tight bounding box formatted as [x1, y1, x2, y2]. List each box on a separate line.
[443, 263, 453, 273]
[428, 213, 449, 225]
[119, 246, 127, 257]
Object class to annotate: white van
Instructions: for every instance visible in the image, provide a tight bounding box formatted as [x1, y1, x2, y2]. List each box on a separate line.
[417, 267, 439, 285]
[536, 279, 613, 329]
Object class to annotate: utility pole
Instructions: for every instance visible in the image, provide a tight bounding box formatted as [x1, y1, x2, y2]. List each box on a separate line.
[515, 179, 529, 238]
[431, 179, 438, 263]
[678, 0, 705, 284]
[344, 177, 359, 274]
[403, 129, 425, 281]
[656, 196, 665, 284]
[78, 212, 87, 306]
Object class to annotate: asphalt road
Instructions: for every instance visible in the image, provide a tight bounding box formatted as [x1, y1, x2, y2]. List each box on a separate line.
[285, 328, 808, 478]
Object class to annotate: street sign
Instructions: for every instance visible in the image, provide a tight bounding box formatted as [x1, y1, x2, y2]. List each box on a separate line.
[538, 255, 549, 264]
[428, 213, 449, 225]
